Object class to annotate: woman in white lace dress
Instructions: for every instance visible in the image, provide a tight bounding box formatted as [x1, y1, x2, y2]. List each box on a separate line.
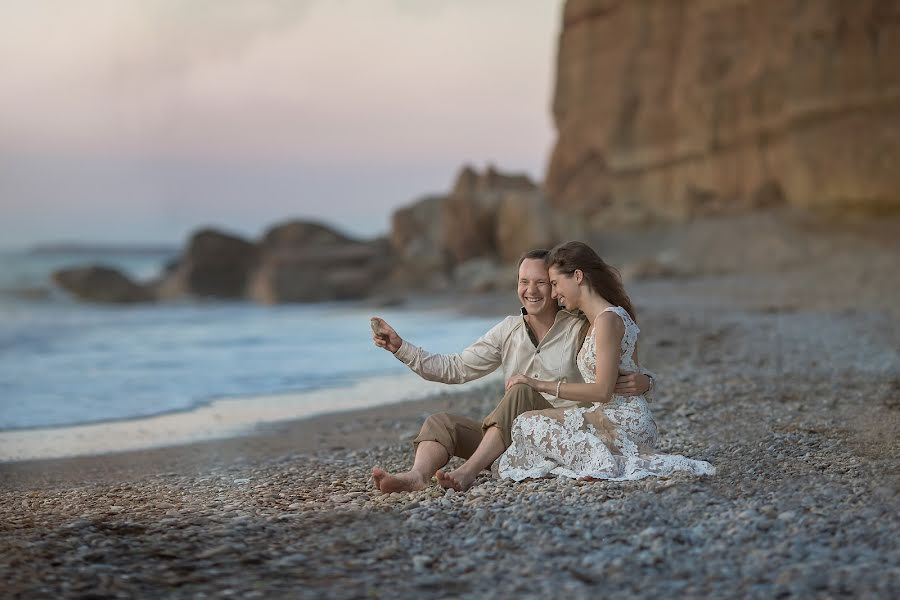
[498, 241, 715, 481]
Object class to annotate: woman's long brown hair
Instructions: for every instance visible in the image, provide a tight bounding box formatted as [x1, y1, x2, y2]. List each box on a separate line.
[547, 241, 637, 322]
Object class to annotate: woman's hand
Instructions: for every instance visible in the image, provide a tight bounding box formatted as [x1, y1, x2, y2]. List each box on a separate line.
[370, 317, 402, 353]
[505, 373, 540, 391]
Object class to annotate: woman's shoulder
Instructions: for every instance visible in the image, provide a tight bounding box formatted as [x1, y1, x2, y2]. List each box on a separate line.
[592, 309, 627, 338]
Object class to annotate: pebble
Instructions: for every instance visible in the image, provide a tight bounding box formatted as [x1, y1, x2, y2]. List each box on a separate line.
[411, 555, 433, 572]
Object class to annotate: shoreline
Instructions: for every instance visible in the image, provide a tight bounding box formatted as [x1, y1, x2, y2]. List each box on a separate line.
[0, 371, 502, 465]
[0, 378, 504, 491]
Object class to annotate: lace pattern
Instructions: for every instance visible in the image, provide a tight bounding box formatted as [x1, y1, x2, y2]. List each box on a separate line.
[498, 306, 715, 481]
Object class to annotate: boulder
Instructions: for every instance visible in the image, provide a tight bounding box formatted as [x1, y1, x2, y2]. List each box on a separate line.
[389, 195, 453, 290]
[52, 266, 153, 303]
[248, 221, 392, 303]
[495, 190, 559, 263]
[546, 0, 900, 222]
[156, 229, 259, 299]
[260, 220, 356, 251]
[442, 165, 539, 263]
[452, 258, 510, 294]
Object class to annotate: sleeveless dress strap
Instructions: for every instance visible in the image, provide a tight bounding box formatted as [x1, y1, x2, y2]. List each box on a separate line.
[594, 306, 639, 363]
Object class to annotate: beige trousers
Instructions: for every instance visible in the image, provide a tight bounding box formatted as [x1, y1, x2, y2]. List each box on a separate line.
[413, 383, 553, 459]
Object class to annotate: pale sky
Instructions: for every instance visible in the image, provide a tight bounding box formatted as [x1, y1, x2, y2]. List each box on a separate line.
[0, 0, 563, 248]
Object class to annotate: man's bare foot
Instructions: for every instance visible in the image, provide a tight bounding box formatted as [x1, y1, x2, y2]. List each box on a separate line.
[435, 468, 477, 492]
[372, 467, 429, 493]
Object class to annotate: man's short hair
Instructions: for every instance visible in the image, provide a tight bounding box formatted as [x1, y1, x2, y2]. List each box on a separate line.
[517, 249, 550, 268]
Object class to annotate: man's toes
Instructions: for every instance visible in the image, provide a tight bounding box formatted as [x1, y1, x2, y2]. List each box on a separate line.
[435, 470, 452, 489]
[444, 473, 463, 491]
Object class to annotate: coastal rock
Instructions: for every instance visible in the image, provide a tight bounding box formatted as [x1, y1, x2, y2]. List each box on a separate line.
[248, 221, 392, 303]
[495, 190, 559, 263]
[156, 229, 259, 300]
[259, 220, 355, 251]
[387, 166, 542, 289]
[52, 266, 153, 303]
[389, 196, 453, 290]
[452, 258, 509, 293]
[620, 254, 683, 282]
[442, 165, 539, 263]
[546, 0, 900, 223]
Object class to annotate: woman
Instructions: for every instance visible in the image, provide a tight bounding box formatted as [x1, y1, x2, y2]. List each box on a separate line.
[498, 241, 715, 481]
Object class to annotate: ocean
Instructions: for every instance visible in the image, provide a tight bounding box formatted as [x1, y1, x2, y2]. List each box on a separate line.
[0, 249, 501, 432]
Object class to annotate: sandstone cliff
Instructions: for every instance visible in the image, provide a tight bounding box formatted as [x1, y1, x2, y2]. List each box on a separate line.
[547, 0, 900, 225]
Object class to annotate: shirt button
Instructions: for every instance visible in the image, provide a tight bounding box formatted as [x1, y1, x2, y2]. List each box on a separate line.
[535, 349, 540, 354]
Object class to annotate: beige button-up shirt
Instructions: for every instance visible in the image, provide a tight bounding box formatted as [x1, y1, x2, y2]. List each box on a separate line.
[394, 308, 589, 409]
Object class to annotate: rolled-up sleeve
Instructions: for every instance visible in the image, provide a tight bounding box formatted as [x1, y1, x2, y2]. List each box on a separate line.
[394, 320, 506, 384]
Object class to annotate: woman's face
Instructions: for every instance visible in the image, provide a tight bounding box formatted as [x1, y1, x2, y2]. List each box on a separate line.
[549, 266, 581, 310]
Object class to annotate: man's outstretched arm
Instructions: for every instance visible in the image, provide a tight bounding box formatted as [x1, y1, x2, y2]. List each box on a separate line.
[371, 316, 504, 384]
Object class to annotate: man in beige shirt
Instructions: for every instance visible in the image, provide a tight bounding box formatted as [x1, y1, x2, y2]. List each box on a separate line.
[371, 249, 652, 492]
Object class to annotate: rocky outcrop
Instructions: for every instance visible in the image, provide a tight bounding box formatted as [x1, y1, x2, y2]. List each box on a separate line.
[259, 221, 353, 251]
[495, 189, 559, 263]
[547, 0, 900, 224]
[442, 166, 541, 263]
[389, 195, 452, 290]
[156, 229, 259, 300]
[52, 266, 153, 303]
[388, 165, 561, 289]
[451, 258, 510, 293]
[248, 221, 392, 304]
[57, 222, 396, 305]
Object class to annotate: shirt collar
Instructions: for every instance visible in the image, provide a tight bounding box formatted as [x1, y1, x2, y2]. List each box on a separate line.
[520, 306, 583, 319]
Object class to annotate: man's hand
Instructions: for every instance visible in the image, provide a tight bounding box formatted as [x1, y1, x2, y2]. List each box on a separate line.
[506, 373, 539, 391]
[615, 371, 651, 396]
[371, 317, 402, 353]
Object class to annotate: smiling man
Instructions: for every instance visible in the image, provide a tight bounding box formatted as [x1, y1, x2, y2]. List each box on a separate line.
[370, 249, 652, 492]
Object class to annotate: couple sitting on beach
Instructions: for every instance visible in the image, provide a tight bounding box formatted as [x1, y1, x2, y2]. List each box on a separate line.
[371, 241, 715, 492]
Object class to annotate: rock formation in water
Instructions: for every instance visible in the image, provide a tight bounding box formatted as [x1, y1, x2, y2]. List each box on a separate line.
[248, 221, 392, 304]
[52, 266, 154, 303]
[546, 0, 900, 225]
[156, 229, 260, 300]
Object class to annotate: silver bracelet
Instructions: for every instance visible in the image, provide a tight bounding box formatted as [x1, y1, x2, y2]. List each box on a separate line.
[555, 379, 563, 399]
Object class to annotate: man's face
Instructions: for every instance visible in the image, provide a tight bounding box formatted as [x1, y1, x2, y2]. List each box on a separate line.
[517, 259, 555, 317]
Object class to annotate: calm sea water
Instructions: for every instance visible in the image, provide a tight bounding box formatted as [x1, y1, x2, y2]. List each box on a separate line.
[0, 250, 499, 430]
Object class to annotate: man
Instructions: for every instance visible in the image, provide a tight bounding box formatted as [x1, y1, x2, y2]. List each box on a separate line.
[370, 249, 653, 492]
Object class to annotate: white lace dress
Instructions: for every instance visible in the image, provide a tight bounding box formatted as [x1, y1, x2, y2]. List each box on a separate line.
[498, 306, 716, 481]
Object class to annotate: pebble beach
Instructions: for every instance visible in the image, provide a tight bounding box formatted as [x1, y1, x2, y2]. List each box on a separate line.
[2, 268, 898, 598]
